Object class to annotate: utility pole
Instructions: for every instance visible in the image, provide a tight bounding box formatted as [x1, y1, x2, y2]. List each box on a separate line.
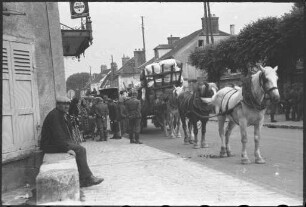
[203, 2, 210, 44]
[207, 2, 214, 44]
[141, 16, 146, 62]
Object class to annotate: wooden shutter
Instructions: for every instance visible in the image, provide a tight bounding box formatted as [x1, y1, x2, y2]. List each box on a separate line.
[2, 40, 39, 161]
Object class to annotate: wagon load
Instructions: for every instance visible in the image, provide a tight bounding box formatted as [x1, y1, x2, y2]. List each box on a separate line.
[141, 58, 183, 88]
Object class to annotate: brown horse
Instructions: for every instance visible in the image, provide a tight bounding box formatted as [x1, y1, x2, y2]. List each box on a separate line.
[177, 82, 217, 148]
[204, 66, 280, 164]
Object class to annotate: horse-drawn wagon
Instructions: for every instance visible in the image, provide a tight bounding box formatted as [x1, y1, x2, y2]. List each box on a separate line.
[139, 59, 184, 135]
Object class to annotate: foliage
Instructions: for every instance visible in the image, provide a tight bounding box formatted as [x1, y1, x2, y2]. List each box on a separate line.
[189, 3, 304, 80]
[276, 4, 304, 61]
[66, 72, 90, 92]
[236, 17, 280, 73]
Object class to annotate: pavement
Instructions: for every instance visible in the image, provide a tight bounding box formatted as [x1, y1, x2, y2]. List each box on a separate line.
[1, 114, 303, 206]
[210, 113, 303, 130]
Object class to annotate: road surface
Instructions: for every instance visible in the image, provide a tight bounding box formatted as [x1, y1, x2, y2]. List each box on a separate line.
[139, 121, 303, 200]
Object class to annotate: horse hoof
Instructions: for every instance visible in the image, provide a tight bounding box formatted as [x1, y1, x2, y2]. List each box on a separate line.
[227, 151, 233, 157]
[184, 141, 189, 145]
[193, 145, 200, 149]
[189, 140, 194, 144]
[201, 144, 209, 148]
[241, 158, 251, 165]
[220, 152, 227, 158]
[176, 134, 182, 138]
[255, 158, 266, 164]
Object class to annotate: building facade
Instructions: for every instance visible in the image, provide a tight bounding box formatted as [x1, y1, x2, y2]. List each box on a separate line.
[2, 2, 67, 192]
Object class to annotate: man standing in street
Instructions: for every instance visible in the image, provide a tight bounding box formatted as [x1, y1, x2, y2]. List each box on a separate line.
[94, 97, 109, 141]
[108, 98, 121, 139]
[40, 96, 104, 187]
[125, 89, 142, 144]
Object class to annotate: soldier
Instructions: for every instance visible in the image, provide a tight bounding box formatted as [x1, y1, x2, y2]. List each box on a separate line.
[296, 86, 303, 121]
[281, 83, 292, 121]
[289, 85, 299, 121]
[125, 89, 142, 144]
[108, 98, 121, 139]
[94, 97, 109, 141]
[118, 95, 128, 136]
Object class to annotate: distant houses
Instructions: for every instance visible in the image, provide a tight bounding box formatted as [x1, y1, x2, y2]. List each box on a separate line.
[91, 14, 237, 92]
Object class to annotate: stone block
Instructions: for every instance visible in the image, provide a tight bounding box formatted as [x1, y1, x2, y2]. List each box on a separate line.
[36, 153, 80, 204]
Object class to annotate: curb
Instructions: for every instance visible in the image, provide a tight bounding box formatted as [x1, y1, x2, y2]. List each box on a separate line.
[208, 119, 303, 130]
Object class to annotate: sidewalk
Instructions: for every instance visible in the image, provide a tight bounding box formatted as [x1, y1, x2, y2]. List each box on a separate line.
[209, 113, 303, 129]
[77, 139, 301, 205]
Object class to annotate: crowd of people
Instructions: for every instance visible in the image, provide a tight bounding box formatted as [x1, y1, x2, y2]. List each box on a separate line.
[66, 89, 143, 144]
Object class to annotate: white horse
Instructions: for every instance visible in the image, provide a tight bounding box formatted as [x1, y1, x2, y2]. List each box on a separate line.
[203, 66, 280, 164]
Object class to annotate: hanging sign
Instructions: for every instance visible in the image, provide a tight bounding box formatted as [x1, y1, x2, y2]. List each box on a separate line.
[70, 2, 89, 19]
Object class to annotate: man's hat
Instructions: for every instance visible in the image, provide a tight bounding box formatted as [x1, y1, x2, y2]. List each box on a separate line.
[56, 96, 71, 103]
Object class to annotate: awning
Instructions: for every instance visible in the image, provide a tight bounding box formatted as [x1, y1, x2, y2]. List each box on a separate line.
[61, 29, 92, 57]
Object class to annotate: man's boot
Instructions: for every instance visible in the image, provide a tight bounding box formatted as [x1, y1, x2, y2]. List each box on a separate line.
[129, 133, 135, 144]
[134, 133, 142, 144]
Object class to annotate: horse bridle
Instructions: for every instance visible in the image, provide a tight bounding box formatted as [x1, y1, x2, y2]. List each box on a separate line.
[259, 71, 278, 97]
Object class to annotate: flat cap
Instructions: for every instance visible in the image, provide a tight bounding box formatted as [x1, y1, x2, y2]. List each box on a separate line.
[56, 96, 71, 103]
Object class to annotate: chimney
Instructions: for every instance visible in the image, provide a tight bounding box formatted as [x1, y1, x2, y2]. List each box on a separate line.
[122, 55, 130, 67]
[134, 49, 146, 68]
[230, 24, 235, 35]
[201, 14, 219, 35]
[100, 64, 107, 73]
[167, 35, 180, 45]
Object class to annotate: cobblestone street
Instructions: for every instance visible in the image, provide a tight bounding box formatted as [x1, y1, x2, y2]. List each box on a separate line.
[78, 138, 301, 206]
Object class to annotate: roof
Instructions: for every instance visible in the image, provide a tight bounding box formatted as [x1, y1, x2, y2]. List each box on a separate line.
[137, 57, 158, 70]
[116, 57, 140, 75]
[153, 44, 174, 50]
[91, 73, 105, 84]
[99, 70, 114, 89]
[160, 29, 230, 60]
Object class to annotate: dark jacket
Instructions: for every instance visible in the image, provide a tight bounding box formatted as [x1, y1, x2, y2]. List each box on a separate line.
[118, 101, 127, 120]
[108, 102, 120, 121]
[125, 97, 141, 119]
[40, 108, 74, 153]
[94, 102, 109, 118]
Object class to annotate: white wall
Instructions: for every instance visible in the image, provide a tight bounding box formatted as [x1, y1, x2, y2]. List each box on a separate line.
[118, 75, 140, 90]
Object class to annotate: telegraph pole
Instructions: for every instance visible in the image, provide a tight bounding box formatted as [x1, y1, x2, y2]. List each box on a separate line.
[141, 16, 146, 62]
[207, 2, 214, 44]
[203, 2, 210, 44]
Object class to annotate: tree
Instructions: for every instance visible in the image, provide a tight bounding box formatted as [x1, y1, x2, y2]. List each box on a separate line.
[235, 17, 280, 73]
[66, 72, 90, 92]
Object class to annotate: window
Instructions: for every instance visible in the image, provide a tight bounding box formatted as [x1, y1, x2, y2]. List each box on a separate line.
[198, 40, 204, 47]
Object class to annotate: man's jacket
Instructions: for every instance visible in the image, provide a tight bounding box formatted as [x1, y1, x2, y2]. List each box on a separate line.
[125, 97, 141, 119]
[94, 102, 109, 118]
[40, 108, 74, 153]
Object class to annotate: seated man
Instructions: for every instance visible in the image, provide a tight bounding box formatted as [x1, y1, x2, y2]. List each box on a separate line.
[40, 96, 104, 187]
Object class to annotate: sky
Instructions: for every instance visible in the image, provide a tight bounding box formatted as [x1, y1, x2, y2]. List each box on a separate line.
[58, 2, 294, 79]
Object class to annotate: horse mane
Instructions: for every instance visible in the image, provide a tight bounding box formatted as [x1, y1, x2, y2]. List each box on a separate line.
[242, 70, 267, 110]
